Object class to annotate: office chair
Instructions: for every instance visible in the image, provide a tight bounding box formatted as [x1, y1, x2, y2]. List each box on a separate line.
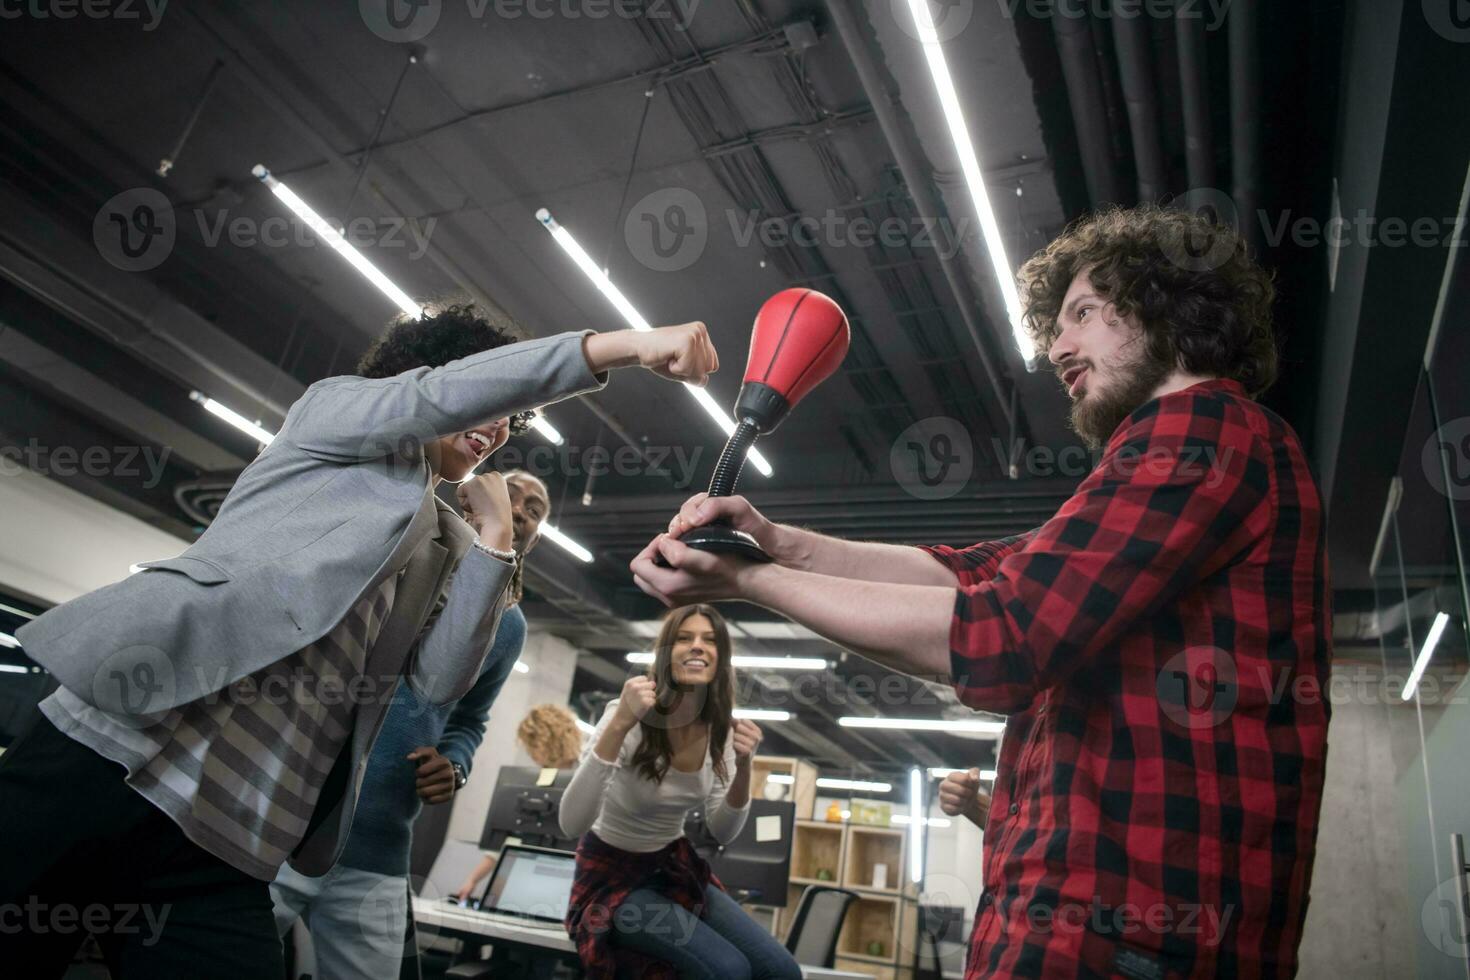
[783, 885, 860, 969]
[914, 903, 967, 980]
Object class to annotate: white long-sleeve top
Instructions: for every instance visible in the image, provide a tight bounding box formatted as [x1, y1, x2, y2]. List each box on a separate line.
[558, 700, 751, 853]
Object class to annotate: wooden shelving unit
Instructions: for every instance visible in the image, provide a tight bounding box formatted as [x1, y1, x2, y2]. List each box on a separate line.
[750, 755, 818, 819]
[832, 894, 918, 980]
[789, 810, 920, 977]
[734, 772, 924, 976]
[837, 893, 900, 961]
[789, 819, 846, 886]
[844, 825, 905, 894]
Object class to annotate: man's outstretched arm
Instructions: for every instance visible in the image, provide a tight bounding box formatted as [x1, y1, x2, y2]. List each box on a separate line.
[634, 393, 1269, 713]
[665, 493, 962, 587]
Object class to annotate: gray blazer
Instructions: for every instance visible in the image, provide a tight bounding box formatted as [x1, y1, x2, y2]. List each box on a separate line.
[18, 329, 606, 874]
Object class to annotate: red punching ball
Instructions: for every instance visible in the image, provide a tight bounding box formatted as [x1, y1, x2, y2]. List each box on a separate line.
[735, 288, 850, 433]
[672, 288, 851, 563]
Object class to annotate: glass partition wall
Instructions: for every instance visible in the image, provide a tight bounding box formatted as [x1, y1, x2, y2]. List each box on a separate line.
[1380, 194, 1470, 977]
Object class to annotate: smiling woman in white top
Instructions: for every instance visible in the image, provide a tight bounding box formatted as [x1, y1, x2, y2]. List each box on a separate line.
[559, 604, 801, 980]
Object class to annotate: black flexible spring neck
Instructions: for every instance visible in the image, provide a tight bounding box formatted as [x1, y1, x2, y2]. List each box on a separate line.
[706, 420, 759, 498]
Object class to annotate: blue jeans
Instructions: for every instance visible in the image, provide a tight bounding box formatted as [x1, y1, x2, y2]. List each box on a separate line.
[270, 862, 411, 980]
[611, 883, 802, 980]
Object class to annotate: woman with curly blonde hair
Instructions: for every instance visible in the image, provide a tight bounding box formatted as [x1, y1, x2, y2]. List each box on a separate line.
[454, 703, 586, 901]
[516, 703, 585, 769]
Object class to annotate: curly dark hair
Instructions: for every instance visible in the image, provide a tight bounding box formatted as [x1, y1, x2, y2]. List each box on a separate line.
[355, 303, 523, 379]
[1016, 206, 1278, 397]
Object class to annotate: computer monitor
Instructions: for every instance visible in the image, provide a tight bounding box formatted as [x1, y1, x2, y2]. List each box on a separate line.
[478, 766, 580, 852]
[684, 799, 795, 906]
[476, 844, 577, 925]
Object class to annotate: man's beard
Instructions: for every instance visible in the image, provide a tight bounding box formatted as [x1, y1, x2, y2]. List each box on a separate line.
[1069, 339, 1174, 450]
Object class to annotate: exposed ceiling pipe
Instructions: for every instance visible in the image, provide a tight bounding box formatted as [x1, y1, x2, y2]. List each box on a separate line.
[1089, 13, 1132, 185]
[1174, 5, 1217, 192]
[823, 0, 1020, 436]
[1051, 11, 1127, 208]
[1110, 11, 1170, 203]
[1229, 0, 1263, 254]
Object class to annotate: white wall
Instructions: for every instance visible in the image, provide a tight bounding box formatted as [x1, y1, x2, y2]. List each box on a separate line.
[425, 628, 583, 897]
[920, 798, 985, 925]
[0, 467, 189, 603]
[1297, 670, 1418, 978]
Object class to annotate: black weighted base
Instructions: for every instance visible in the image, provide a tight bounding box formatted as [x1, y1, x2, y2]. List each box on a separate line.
[674, 523, 773, 563]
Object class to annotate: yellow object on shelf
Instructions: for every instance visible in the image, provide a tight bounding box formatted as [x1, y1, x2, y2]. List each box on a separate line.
[825, 800, 843, 822]
[849, 799, 892, 826]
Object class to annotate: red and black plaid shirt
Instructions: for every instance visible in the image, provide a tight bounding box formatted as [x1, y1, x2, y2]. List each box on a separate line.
[565, 830, 724, 980]
[922, 379, 1331, 979]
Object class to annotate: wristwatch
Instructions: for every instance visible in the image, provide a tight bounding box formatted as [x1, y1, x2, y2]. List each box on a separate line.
[451, 762, 467, 790]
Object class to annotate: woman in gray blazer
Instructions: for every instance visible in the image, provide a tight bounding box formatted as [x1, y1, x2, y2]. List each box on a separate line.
[0, 303, 718, 979]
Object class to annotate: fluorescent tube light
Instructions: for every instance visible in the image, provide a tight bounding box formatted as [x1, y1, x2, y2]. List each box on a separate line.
[535, 207, 772, 476]
[1403, 611, 1451, 701]
[928, 767, 998, 780]
[513, 660, 530, 674]
[733, 708, 791, 721]
[539, 522, 593, 563]
[892, 814, 951, 828]
[899, 1, 1035, 366]
[0, 602, 35, 620]
[766, 773, 795, 785]
[839, 716, 1007, 735]
[728, 656, 828, 670]
[253, 165, 422, 319]
[909, 767, 925, 883]
[816, 777, 892, 793]
[0, 633, 19, 650]
[190, 391, 276, 446]
[529, 413, 564, 445]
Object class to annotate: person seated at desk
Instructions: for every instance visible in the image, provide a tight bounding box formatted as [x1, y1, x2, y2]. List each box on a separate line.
[453, 701, 586, 903]
[559, 604, 801, 980]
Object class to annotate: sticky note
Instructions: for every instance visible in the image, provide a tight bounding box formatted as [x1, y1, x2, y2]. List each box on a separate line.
[537, 767, 558, 786]
[756, 815, 781, 842]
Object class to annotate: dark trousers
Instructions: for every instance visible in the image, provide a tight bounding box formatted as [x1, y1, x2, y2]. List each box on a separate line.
[0, 715, 284, 979]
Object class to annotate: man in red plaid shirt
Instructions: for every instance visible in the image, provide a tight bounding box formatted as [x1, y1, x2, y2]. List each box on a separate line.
[632, 206, 1331, 978]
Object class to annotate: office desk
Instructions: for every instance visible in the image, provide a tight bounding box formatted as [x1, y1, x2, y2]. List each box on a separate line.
[411, 897, 877, 979]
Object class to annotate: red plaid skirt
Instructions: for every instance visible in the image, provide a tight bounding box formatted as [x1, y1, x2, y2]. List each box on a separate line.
[564, 831, 726, 979]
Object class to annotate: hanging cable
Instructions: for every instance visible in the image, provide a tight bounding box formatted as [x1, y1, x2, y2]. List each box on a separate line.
[602, 87, 657, 274]
[339, 51, 418, 228]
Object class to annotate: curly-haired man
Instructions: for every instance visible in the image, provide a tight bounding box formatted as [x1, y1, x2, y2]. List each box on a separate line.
[635, 207, 1331, 978]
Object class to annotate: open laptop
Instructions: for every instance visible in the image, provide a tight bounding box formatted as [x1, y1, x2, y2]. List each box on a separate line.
[471, 844, 576, 930]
